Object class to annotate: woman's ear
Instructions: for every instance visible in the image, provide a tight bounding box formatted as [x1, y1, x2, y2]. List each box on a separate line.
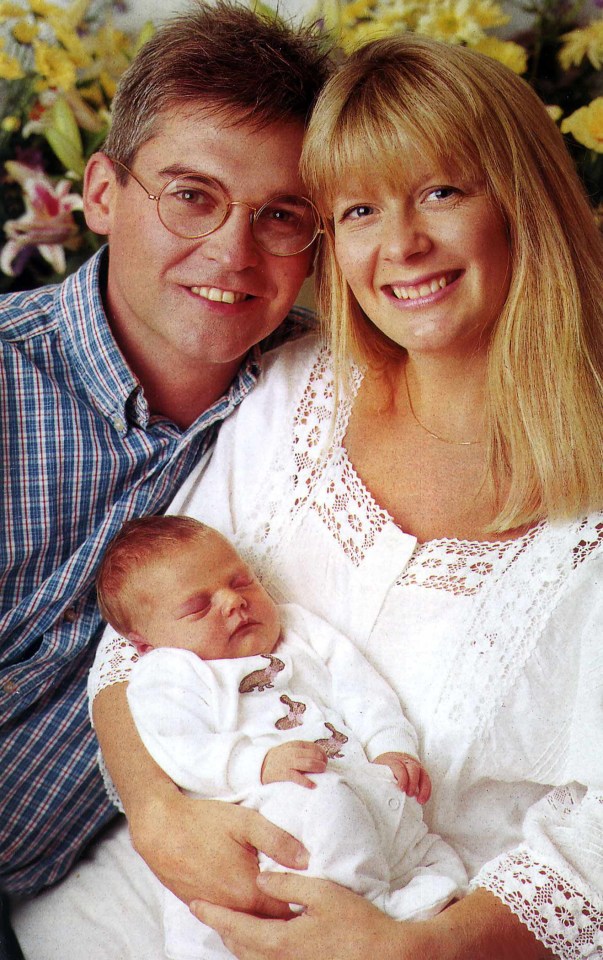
[83, 152, 118, 236]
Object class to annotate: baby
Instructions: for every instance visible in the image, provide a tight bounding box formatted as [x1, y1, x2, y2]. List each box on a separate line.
[96, 516, 466, 960]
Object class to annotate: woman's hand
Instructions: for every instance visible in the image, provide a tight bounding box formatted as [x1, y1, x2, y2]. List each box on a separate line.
[191, 874, 558, 960]
[191, 872, 418, 960]
[93, 682, 308, 917]
[130, 789, 308, 917]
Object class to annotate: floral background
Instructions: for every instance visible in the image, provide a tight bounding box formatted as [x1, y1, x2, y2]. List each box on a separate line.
[0, 0, 601, 293]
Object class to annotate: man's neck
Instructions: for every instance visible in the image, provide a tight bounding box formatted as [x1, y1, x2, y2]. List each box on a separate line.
[138, 356, 244, 430]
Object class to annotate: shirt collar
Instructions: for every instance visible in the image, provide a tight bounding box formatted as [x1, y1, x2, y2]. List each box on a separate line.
[58, 246, 142, 429]
[57, 246, 263, 436]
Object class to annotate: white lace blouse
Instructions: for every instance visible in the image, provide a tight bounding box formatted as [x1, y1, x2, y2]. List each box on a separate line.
[90, 336, 603, 959]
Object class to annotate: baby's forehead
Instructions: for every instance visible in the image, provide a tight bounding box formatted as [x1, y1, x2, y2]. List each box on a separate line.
[152, 531, 245, 571]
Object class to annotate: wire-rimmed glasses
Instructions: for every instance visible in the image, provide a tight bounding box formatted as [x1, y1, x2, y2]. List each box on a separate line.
[110, 158, 323, 257]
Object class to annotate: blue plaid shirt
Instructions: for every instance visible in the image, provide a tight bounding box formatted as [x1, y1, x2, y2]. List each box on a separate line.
[0, 247, 312, 895]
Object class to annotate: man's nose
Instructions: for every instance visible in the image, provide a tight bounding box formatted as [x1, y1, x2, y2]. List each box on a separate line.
[198, 204, 261, 269]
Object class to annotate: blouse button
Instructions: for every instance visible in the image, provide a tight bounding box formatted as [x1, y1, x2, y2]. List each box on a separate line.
[388, 796, 401, 810]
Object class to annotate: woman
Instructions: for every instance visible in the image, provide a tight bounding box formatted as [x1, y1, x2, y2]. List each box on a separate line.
[91, 35, 602, 959]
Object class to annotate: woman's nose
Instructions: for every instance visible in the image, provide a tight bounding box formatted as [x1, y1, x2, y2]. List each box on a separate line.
[382, 210, 432, 261]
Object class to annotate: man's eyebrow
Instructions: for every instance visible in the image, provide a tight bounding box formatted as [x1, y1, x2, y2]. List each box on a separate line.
[156, 165, 223, 187]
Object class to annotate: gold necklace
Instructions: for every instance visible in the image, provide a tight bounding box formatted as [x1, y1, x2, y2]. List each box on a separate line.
[404, 366, 483, 447]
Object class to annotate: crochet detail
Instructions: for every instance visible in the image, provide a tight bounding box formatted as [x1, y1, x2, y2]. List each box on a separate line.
[398, 524, 544, 596]
[90, 632, 139, 697]
[572, 518, 603, 568]
[474, 848, 603, 959]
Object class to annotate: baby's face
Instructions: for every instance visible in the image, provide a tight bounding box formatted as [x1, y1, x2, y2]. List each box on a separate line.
[131, 535, 281, 659]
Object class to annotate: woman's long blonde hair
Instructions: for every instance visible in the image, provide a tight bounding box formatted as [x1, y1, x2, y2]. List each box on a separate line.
[301, 35, 603, 532]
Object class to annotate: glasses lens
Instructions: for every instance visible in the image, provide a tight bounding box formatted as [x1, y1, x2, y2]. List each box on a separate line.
[157, 175, 227, 239]
[254, 195, 320, 256]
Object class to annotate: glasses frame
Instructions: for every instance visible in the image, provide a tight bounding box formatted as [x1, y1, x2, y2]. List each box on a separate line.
[109, 157, 323, 257]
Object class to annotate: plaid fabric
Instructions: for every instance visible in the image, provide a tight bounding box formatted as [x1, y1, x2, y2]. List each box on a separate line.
[0, 247, 313, 895]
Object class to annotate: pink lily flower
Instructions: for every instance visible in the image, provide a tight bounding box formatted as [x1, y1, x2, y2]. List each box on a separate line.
[1, 161, 84, 277]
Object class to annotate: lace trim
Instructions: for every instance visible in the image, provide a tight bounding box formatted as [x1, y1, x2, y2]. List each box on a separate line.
[87, 632, 139, 715]
[398, 523, 545, 596]
[254, 346, 603, 593]
[572, 518, 603, 569]
[473, 848, 603, 959]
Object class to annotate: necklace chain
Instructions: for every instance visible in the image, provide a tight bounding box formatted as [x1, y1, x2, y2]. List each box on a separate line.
[404, 366, 482, 447]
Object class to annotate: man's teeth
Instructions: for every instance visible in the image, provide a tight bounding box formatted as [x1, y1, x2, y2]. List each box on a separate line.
[190, 286, 247, 304]
[392, 275, 450, 300]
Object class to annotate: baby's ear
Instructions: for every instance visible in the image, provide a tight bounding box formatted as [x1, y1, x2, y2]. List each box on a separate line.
[127, 631, 153, 656]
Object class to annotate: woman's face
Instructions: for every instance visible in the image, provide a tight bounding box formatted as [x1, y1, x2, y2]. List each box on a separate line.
[331, 158, 511, 361]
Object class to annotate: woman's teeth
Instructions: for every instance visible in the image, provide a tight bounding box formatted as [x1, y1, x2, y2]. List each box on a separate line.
[392, 275, 450, 300]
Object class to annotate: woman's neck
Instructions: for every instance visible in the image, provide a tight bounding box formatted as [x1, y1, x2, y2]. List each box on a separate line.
[388, 351, 489, 448]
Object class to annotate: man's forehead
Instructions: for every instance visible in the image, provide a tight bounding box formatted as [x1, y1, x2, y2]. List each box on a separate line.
[144, 102, 304, 151]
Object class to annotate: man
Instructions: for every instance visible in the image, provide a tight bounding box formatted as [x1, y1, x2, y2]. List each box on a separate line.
[1, 2, 329, 952]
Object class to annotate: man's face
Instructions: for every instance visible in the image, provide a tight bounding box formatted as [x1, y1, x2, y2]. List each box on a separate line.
[85, 108, 313, 389]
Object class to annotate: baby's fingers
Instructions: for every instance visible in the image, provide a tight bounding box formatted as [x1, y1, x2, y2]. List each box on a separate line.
[287, 770, 318, 789]
[416, 767, 432, 804]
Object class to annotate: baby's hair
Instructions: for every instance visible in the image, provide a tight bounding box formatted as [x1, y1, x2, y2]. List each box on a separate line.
[97, 515, 215, 635]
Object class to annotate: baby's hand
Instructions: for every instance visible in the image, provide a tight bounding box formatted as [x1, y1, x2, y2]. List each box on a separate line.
[261, 741, 328, 789]
[373, 752, 432, 805]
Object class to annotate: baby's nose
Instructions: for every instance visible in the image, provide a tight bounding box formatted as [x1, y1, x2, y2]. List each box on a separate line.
[219, 589, 246, 615]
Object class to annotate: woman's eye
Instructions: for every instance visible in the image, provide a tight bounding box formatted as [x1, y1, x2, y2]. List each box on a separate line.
[344, 204, 374, 220]
[425, 186, 461, 203]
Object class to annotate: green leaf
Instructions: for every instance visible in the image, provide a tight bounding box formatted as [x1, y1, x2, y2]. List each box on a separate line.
[44, 98, 85, 178]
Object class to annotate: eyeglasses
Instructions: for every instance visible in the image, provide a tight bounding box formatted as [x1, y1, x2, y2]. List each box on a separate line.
[110, 158, 323, 257]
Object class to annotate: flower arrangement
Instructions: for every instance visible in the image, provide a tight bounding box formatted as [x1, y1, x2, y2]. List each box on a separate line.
[0, 0, 151, 292]
[0, 0, 601, 293]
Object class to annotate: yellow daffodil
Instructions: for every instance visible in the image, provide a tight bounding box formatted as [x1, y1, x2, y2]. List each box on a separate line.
[0, 2, 27, 16]
[1, 115, 21, 133]
[0, 40, 25, 80]
[546, 105, 563, 123]
[472, 36, 527, 74]
[561, 98, 603, 153]
[52, 25, 93, 70]
[559, 19, 603, 71]
[416, 0, 507, 46]
[33, 40, 77, 91]
[28, 0, 63, 18]
[12, 20, 39, 44]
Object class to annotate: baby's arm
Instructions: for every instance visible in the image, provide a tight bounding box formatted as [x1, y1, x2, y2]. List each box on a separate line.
[261, 741, 328, 790]
[373, 751, 432, 805]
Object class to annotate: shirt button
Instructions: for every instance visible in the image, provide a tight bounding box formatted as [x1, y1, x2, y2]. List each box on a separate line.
[388, 796, 401, 810]
[113, 416, 126, 432]
[3, 679, 17, 694]
[64, 608, 78, 623]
